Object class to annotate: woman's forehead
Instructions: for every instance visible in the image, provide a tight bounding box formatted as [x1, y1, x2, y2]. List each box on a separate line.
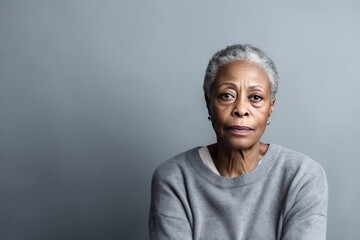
[214, 60, 270, 88]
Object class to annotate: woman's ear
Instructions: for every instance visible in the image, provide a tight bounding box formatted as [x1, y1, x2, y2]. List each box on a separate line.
[269, 98, 276, 116]
[205, 95, 211, 115]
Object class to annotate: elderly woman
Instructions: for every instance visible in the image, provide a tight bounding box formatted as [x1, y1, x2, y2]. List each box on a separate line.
[149, 44, 328, 239]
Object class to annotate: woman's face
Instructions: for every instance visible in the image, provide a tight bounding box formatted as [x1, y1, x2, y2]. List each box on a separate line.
[208, 60, 275, 150]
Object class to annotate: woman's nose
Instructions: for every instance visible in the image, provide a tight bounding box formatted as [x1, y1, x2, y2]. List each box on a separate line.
[232, 98, 249, 117]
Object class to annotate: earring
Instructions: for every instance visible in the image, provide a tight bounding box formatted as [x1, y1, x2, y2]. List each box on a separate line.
[208, 115, 212, 121]
[267, 119, 271, 125]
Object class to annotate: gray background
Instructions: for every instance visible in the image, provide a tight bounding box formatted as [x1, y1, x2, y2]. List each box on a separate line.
[1, 0, 359, 239]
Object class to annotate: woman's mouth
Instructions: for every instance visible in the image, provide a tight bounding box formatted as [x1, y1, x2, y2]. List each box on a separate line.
[226, 125, 254, 135]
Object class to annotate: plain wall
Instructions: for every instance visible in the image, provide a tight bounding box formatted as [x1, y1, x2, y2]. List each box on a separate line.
[1, 0, 359, 239]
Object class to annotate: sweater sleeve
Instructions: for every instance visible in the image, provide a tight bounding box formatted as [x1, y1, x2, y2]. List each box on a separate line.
[280, 162, 328, 240]
[148, 165, 193, 240]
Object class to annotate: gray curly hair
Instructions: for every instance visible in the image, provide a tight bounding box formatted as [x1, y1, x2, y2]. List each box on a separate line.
[203, 44, 279, 102]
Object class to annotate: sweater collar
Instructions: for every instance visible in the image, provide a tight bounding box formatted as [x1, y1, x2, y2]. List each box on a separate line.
[187, 144, 281, 188]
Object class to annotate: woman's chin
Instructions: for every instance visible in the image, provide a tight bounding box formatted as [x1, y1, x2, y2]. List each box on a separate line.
[218, 138, 260, 151]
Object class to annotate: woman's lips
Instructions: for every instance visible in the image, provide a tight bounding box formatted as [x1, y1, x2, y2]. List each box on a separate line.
[226, 125, 254, 135]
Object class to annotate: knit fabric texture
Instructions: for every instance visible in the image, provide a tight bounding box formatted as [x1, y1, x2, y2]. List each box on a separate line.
[149, 144, 328, 240]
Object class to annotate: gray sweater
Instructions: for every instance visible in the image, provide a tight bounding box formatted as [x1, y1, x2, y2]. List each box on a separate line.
[149, 144, 328, 240]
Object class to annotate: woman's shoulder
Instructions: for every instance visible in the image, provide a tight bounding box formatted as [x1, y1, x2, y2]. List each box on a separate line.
[273, 144, 326, 178]
[151, 147, 200, 183]
[275, 144, 319, 163]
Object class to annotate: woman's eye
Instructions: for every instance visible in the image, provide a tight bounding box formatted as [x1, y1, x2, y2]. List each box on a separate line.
[220, 93, 235, 100]
[250, 95, 263, 102]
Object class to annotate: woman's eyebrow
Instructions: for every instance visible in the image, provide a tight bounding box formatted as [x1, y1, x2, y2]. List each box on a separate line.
[249, 84, 266, 90]
[216, 83, 267, 90]
[217, 82, 237, 88]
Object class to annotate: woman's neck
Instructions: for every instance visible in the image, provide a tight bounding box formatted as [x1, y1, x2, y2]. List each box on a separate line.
[208, 142, 268, 178]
